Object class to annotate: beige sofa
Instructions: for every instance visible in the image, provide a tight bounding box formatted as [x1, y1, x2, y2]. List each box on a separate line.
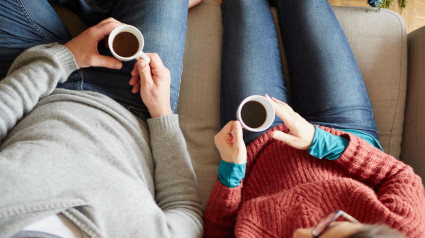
[54, 0, 425, 208]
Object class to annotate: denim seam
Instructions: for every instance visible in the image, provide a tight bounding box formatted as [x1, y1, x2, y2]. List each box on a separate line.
[79, 70, 85, 91]
[173, 65, 183, 112]
[16, 0, 51, 41]
[78, 69, 85, 91]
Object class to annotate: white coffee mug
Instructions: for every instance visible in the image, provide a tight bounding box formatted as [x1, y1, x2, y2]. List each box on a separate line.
[236, 95, 275, 132]
[108, 25, 151, 64]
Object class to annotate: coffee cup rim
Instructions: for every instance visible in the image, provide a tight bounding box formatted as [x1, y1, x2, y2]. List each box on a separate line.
[236, 95, 275, 132]
[108, 25, 145, 60]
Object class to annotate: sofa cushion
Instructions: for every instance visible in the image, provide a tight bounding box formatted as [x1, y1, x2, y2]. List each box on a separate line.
[179, 1, 223, 207]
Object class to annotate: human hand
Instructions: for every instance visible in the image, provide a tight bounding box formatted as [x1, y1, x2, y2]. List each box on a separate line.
[64, 18, 123, 69]
[215, 121, 247, 164]
[268, 95, 315, 150]
[129, 54, 172, 118]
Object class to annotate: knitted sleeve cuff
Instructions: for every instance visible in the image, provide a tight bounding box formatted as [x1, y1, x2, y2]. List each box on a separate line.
[30, 43, 79, 81]
[7, 43, 79, 83]
[48, 44, 79, 77]
[147, 114, 180, 134]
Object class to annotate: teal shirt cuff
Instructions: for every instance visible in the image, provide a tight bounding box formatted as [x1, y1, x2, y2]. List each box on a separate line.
[308, 126, 349, 160]
[341, 128, 384, 151]
[218, 160, 246, 188]
[308, 125, 383, 160]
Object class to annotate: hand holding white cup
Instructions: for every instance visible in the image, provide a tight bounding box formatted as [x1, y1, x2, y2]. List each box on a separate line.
[236, 95, 275, 132]
[108, 25, 150, 64]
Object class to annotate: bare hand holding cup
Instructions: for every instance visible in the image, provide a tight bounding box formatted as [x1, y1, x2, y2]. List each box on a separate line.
[268, 95, 315, 150]
[64, 18, 124, 69]
[129, 54, 172, 118]
[214, 121, 247, 164]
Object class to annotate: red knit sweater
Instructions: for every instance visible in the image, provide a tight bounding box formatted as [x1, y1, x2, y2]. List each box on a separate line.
[204, 124, 425, 238]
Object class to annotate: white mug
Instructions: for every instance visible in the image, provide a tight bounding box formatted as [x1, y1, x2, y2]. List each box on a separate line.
[236, 95, 275, 132]
[108, 25, 151, 64]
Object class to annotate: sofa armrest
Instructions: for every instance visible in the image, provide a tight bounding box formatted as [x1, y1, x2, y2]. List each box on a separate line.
[333, 7, 407, 159]
[401, 26, 425, 181]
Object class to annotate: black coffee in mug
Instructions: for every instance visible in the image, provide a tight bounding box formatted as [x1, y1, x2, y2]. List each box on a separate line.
[112, 32, 139, 57]
[241, 101, 267, 128]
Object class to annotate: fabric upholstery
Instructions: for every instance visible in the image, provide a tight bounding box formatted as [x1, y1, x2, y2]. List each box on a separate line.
[402, 26, 425, 180]
[179, 1, 223, 207]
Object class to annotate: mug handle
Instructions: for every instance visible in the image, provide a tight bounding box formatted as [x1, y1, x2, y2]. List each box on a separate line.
[138, 52, 151, 64]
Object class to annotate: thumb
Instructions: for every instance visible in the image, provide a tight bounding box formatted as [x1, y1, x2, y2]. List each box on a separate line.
[137, 59, 153, 86]
[91, 55, 122, 69]
[232, 121, 244, 145]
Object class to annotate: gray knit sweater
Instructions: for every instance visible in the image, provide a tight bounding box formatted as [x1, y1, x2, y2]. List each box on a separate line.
[0, 44, 203, 238]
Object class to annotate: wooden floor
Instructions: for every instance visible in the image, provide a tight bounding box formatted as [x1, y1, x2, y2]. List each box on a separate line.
[213, 0, 425, 32]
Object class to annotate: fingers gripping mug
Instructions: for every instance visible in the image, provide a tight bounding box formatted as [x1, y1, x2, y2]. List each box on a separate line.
[108, 25, 151, 64]
[237, 95, 275, 132]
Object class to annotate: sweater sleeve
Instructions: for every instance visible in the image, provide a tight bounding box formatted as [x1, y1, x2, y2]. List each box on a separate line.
[204, 178, 242, 238]
[0, 43, 78, 142]
[147, 115, 203, 238]
[335, 133, 425, 236]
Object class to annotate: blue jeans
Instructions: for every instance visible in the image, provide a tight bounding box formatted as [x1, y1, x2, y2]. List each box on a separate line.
[0, 0, 188, 120]
[221, 0, 379, 144]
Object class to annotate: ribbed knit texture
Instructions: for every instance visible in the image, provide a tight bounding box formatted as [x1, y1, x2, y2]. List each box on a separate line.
[0, 43, 78, 142]
[204, 124, 425, 238]
[0, 44, 203, 238]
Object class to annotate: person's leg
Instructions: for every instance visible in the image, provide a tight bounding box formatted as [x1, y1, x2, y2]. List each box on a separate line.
[0, 0, 71, 79]
[1, 0, 188, 119]
[276, 0, 379, 139]
[81, 0, 189, 119]
[49, 0, 112, 26]
[221, 0, 288, 143]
